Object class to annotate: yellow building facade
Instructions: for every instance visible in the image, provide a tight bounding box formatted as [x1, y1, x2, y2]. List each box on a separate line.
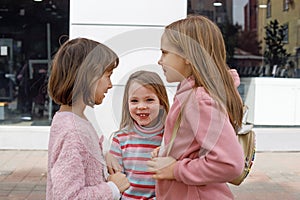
[257, 0, 300, 65]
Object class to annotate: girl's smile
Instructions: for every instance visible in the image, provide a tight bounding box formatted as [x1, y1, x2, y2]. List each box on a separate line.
[128, 82, 161, 127]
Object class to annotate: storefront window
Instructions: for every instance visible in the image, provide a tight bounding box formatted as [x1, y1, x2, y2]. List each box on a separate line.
[0, 0, 69, 126]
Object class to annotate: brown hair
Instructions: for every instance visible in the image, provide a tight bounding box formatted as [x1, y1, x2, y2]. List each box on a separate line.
[48, 38, 119, 107]
[164, 15, 243, 130]
[120, 70, 169, 129]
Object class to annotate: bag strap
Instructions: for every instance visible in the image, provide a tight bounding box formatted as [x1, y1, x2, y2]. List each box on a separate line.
[237, 105, 253, 135]
[166, 90, 193, 156]
[166, 108, 182, 156]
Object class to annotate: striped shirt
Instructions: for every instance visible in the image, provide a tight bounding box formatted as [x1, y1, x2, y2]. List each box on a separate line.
[110, 122, 164, 200]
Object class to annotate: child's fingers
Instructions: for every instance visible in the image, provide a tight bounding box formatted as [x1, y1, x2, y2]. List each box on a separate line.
[151, 147, 160, 158]
[108, 165, 122, 174]
[112, 163, 122, 172]
[107, 166, 114, 174]
[105, 152, 122, 174]
[151, 151, 157, 158]
[146, 159, 157, 172]
[107, 166, 120, 174]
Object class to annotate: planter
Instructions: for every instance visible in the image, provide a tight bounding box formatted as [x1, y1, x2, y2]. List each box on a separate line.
[239, 77, 300, 126]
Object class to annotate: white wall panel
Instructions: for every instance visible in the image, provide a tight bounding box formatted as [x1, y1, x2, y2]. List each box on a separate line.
[70, 25, 179, 85]
[70, 0, 187, 26]
[69, 0, 185, 143]
[70, 25, 163, 57]
[241, 78, 300, 126]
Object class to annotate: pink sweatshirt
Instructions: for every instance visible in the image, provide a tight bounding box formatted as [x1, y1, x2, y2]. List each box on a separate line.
[157, 69, 244, 200]
[47, 112, 116, 200]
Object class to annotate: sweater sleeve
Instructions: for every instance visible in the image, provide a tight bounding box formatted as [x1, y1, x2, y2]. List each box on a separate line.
[50, 132, 114, 200]
[109, 134, 124, 170]
[173, 97, 244, 185]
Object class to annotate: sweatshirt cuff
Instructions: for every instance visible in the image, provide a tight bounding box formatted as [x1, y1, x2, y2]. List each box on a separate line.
[107, 181, 121, 200]
[173, 161, 181, 182]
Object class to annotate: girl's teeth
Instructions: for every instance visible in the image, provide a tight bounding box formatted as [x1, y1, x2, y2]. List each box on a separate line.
[138, 114, 148, 117]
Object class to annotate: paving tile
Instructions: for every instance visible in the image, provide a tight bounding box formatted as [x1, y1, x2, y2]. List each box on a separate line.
[34, 183, 46, 192]
[8, 190, 31, 199]
[26, 191, 46, 200]
[0, 151, 18, 167]
[0, 182, 17, 191]
[14, 183, 36, 191]
[0, 189, 11, 197]
[1, 150, 300, 200]
[1, 151, 31, 171]
[230, 152, 300, 200]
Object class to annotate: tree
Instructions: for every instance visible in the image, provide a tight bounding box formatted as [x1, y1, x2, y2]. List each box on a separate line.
[218, 22, 241, 65]
[263, 19, 290, 76]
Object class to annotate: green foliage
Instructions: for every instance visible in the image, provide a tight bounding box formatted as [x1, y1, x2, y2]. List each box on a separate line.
[263, 19, 290, 76]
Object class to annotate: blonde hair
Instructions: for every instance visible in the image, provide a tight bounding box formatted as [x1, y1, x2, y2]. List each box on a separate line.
[120, 70, 169, 129]
[48, 38, 119, 107]
[164, 15, 243, 130]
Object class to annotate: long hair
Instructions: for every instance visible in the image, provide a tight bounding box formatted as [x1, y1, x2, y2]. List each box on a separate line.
[120, 70, 169, 129]
[163, 15, 243, 131]
[48, 38, 119, 107]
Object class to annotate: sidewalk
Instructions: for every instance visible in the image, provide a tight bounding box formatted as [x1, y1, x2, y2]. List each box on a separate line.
[0, 150, 47, 200]
[0, 150, 300, 200]
[230, 152, 300, 200]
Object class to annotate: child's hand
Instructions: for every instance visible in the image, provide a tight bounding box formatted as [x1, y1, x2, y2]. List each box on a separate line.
[147, 156, 176, 180]
[105, 152, 122, 174]
[108, 172, 130, 193]
[151, 146, 160, 158]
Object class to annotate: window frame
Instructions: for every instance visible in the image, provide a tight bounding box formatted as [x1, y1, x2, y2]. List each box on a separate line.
[282, 23, 289, 44]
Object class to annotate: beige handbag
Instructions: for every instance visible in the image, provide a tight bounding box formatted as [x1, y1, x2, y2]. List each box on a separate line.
[229, 105, 256, 185]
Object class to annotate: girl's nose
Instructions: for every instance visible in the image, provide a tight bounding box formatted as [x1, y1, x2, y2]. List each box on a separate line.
[158, 56, 162, 65]
[107, 80, 113, 89]
[137, 104, 147, 110]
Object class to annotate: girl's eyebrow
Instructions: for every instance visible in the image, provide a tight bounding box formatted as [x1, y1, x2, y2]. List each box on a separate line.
[144, 95, 157, 99]
[130, 94, 156, 98]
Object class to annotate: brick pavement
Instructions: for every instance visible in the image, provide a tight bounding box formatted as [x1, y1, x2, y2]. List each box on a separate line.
[0, 150, 47, 200]
[0, 150, 300, 200]
[230, 152, 300, 200]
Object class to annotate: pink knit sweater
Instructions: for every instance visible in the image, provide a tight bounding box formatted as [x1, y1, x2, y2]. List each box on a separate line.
[46, 112, 114, 200]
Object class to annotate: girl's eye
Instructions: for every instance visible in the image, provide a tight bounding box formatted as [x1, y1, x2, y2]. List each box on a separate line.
[147, 98, 155, 102]
[130, 99, 138, 103]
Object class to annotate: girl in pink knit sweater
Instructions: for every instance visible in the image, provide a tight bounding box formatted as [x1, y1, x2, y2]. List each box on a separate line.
[47, 38, 129, 200]
[147, 15, 244, 199]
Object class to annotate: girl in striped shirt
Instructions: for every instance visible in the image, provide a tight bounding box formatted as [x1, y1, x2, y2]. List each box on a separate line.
[109, 70, 169, 199]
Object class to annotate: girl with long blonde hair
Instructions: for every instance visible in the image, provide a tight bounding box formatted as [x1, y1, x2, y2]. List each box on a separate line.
[147, 15, 244, 200]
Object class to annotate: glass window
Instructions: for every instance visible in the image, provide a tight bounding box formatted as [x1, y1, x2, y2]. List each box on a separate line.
[282, 23, 289, 43]
[267, 0, 271, 18]
[0, 0, 69, 126]
[283, 0, 289, 11]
